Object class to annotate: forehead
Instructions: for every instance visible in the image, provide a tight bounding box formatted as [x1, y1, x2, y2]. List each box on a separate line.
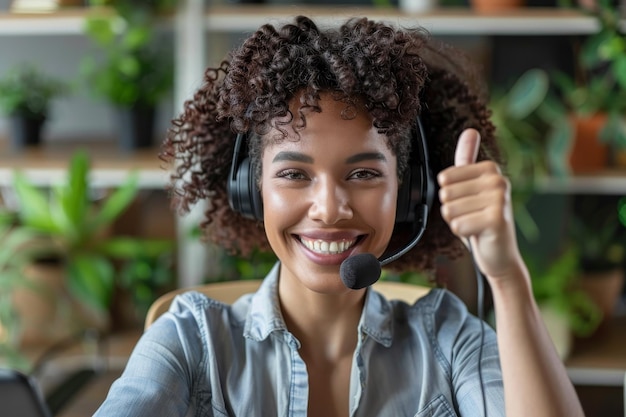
[262, 92, 390, 150]
[265, 115, 390, 158]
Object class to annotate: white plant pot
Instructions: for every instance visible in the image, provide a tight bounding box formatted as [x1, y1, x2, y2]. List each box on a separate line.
[399, 0, 437, 13]
[539, 304, 573, 361]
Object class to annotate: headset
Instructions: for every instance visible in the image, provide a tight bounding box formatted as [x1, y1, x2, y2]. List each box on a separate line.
[227, 116, 436, 230]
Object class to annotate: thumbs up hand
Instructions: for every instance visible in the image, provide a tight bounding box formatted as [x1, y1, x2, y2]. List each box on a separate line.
[437, 128, 523, 283]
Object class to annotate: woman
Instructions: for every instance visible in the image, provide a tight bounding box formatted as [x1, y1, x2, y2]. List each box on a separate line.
[95, 16, 583, 417]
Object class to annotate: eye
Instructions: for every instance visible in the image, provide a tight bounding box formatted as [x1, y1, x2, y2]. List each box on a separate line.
[348, 169, 380, 180]
[276, 169, 308, 181]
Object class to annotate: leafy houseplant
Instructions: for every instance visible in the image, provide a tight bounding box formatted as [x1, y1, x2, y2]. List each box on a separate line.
[489, 68, 571, 241]
[9, 151, 175, 328]
[0, 209, 48, 371]
[0, 64, 67, 150]
[528, 247, 602, 358]
[550, 0, 626, 171]
[81, 0, 174, 151]
[569, 199, 625, 273]
[566, 197, 625, 323]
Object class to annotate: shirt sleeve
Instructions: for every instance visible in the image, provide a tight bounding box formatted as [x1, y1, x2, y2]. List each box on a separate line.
[93, 295, 205, 417]
[434, 291, 505, 417]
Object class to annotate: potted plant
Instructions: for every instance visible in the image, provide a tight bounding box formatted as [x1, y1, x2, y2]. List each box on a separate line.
[6, 150, 175, 346]
[489, 68, 572, 241]
[550, 0, 626, 172]
[527, 247, 603, 359]
[567, 197, 625, 326]
[80, 0, 174, 151]
[0, 64, 67, 151]
[0, 209, 50, 371]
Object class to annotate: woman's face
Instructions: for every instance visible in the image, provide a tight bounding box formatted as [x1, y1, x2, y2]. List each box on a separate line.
[261, 94, 399, 293]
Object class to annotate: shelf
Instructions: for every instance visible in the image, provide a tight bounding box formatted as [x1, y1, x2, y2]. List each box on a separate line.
[566, 315, 626, 387]
[535, 171, 626, 195]
[0, 9, 90, 35]
[0, 140, 168, 189]
[203, 5, 601, 36]
[0, 6, 607, 37]
[1, 140, 624, 193]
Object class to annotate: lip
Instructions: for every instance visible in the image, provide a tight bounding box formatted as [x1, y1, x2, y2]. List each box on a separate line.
[293, 232, 365, 266]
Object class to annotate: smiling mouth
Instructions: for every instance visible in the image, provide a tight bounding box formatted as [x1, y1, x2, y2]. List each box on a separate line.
[299, 237, 359, 255]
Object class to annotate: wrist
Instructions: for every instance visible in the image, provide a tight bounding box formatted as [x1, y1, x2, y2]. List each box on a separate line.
[488, 260, 535, 307]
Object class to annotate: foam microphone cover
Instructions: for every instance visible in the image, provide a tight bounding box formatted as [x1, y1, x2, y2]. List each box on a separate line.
[340, 253, 382, 289]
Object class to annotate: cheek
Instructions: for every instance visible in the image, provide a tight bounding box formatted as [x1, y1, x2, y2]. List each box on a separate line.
[377, 186, 399, 233]
[261, 180, 301, 229]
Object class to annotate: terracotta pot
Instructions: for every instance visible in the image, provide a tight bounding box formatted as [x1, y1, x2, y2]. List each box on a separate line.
[578, 267, 625, 324]
[12, 261, 109, 348]
[612, 149, 626, 169]
[470, 0, 525, 12]
[568, 113, 609, 174]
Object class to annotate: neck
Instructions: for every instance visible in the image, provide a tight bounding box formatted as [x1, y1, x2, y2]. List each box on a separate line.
[278, 272, 365, 362]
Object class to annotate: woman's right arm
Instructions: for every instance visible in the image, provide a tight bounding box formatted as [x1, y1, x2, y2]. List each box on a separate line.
[93, 309, 202, 416]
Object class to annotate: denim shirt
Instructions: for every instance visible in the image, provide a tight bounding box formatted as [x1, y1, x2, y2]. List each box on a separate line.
[94, 263, 504, 416]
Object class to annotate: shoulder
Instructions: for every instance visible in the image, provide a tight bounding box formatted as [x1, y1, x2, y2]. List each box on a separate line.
[400, 288, 496, 358]
[166, 290, 253, 331]
[395, 287, 471, 322]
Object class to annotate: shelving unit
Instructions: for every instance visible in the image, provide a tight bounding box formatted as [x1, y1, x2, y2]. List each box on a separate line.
[203, 5, 603, 35]
[1, 7, 625, 408]
[0, 6, 609, 36]
[2, 4, 626, 277]
[0, 10, 88, 35]
[0, 144, 166, 189]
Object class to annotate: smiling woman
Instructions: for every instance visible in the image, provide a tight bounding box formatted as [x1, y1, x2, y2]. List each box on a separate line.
[94, 15, 585, 417]
[260, 94, 398, 294]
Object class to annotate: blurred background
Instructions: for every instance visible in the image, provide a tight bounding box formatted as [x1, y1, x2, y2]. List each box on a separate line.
[0, 0, 625, 415]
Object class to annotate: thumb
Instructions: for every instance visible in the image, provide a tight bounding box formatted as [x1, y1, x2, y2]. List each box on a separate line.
[454, 128, 481, 167]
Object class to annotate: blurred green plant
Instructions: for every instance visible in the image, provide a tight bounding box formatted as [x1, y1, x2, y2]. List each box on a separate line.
[528, 247, 602, 337]
[568, 198, 625, 273]
[0, 64, 67, 118]
[551, 0, 626, 153]
[80, 0, 174, 108]
[117, 250, 175, 317]
[0, 209, 47, 372]
[215, 248, 277, 283]
[619, 196, 626, 227]
[10, 151, 174, 312]
[380, 269, 432, 287]
[489, 68, 571, 241]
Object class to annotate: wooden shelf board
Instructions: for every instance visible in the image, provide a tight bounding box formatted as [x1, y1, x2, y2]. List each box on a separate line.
[536, 170, 626, 195]
[566, 315, 626, 386]
[203, 6, 599, 35]
[0, 8, 91, 35]
[0, 139, 169, 189]
[0, 6, 604, 36]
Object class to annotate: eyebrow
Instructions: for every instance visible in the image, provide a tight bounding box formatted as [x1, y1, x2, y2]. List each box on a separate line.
[272, 151, 386, 164]
[272, 151, 313, 163]
[345, 152, 387, 164]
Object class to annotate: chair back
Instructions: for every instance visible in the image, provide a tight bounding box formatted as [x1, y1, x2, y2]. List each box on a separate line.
[144, 280, 430, 330]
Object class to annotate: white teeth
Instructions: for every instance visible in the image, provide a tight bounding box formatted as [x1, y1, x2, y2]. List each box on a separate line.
[301, 238, 356, 255]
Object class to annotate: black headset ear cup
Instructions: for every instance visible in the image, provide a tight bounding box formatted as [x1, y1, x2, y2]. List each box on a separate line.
[394, 116, 435, 225]
[395, 166, 412, 223]
[236, 156, 264, 221]
[227, 132, 264, 221]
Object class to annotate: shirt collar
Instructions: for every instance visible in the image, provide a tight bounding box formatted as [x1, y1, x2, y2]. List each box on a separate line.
[359, 287, 394, 347]
[243, 262, 395, 347]
[243, 262, 288, 342]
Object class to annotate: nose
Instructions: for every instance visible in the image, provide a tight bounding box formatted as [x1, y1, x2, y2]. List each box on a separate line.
[308, 178, 353, 224]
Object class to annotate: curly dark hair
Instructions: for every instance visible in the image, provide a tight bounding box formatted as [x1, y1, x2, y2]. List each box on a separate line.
[161, 15, 500, 275]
